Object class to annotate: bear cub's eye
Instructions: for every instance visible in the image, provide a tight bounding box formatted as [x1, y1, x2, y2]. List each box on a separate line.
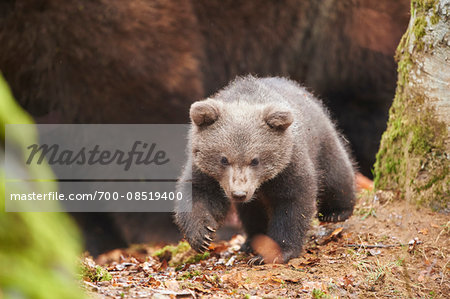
[250, 158, 260, 166]
[220, 156, 230, 166]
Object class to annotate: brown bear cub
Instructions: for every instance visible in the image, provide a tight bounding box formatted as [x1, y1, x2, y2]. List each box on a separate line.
[175, 76, 356, 264]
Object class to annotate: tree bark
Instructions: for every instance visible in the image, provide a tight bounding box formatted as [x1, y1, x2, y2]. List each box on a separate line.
[374, 0, 449, 210]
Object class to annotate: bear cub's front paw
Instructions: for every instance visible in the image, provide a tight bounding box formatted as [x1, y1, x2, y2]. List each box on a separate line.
[185, 224, 217, 253]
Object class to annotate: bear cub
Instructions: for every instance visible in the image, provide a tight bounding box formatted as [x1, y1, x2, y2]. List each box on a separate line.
[175, 76, 356, 263]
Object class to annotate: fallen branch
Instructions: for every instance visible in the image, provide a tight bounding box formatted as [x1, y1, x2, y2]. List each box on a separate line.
[344, 242, 422, 249]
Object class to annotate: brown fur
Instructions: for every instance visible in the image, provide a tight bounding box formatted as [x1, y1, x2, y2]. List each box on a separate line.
[0, 0, 204, 123]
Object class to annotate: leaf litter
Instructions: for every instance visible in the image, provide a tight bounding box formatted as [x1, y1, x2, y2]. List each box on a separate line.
[82, 191, 449, 298]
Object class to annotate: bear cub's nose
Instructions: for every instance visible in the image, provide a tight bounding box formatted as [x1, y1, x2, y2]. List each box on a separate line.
[231, 191, 247, 201]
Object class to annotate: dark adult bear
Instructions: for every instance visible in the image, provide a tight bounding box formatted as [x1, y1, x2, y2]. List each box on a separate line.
[175, 76, 356, 264]
[0, 0, 409, 255]
[0, 0, 409, 175]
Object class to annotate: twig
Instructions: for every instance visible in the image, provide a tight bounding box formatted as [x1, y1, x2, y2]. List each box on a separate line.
[344, 242, 422, 249]
[83, 280, 99, 291]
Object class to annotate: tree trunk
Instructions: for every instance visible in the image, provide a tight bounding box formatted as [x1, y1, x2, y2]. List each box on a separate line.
[374, 0, 449, 210]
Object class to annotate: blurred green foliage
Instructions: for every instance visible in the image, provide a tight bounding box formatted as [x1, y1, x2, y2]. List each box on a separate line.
[0, 73, 86, 299]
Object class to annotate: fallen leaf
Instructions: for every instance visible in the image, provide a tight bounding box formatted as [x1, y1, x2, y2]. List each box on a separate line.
[301, 281, 325, 291]
[418, 273, 425, 282]
[319, 227, 344, 245]
[278, 273, 302, 283]
[289, 257, 320, 270]
[221, 271, 246, 288]
[147, 276, 162, 287]
[158, 259, 168, 271]
[270, 277, 285, 284]
[164, 280, 180, 291]
[408, 237, 421, 252]
[342, 274, 354, 288]
[192, 285, 211, 293]
[225, 256, 236, 266]
[418, 228, 428, 235]
[209, 243, 228, 254]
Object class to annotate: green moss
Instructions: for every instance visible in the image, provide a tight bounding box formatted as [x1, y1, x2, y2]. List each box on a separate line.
[412, 0, 437, 10]
[430, 12, 440, 25]
[153, 241, 211, 269]
[385, 157, 400, 175]
[373, 92, 408, 188]
[413, 16, 427, 50]
[179, 270, 202, 280]
[409, 121, 433, 154]
[312, 288, 330, 299]
[417, 167, 448, 192]
[181, 251, 210, 265]
[80, 264, 112, 282]
[410, 0, 440, 51]
[374, 92, 447, 205]
[396, 52, 413, 89]
[152, 241, 191, 258]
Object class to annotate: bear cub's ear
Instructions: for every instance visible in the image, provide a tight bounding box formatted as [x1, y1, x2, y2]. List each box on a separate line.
[190, 100, 220, 127]
[263, 105, 293, 131]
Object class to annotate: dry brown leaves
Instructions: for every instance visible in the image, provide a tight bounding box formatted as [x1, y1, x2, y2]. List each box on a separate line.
[81, 192, 449, 298]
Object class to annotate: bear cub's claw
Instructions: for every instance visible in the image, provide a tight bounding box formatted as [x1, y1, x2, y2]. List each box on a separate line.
[206, 226, 216, 233]
[318, 209, 353, 223]
[185, 225, 217, 253]
[247, 255, 265, 266]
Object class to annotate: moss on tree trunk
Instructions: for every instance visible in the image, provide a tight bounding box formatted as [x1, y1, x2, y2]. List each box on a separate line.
[373, 0, 449, 211]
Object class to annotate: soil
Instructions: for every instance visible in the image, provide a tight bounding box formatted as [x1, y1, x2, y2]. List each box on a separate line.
[81, 191, 449, 298]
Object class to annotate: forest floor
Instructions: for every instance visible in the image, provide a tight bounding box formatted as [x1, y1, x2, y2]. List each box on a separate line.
[81, 191, 449, 298]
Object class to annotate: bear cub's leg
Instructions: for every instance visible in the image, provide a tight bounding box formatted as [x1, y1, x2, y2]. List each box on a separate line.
[264, 197, 315, 263]
[317, 141, 356, 222]
[175, 172, 230, 252]
[239, 169, 317, 264]
[236, 199, 269, 254]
